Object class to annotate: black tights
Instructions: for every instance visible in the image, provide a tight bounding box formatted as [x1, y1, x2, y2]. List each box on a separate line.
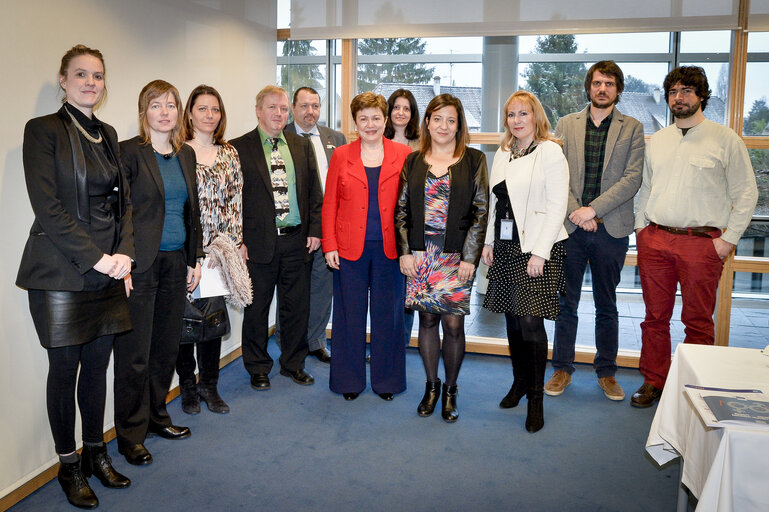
[46, 335, 113, 455]
[418, 312, 466, 386]
[504, 313, 547, 343]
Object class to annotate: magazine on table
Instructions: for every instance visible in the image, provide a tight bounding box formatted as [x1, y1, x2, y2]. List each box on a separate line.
[684, 385, 769, 430]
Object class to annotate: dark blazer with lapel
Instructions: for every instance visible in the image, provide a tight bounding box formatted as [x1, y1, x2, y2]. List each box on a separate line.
[321, 137, 412, 261]
[554, 106, 644, 238]
[17, 106, 134, 291]
[119, 136, 202, 273]
[395, 148, 489, 266]
[285, 121, 347, 165]
[230, 128, 323, 264]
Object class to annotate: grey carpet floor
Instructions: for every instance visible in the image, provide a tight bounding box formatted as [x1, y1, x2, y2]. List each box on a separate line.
[12, 341, 679, 512]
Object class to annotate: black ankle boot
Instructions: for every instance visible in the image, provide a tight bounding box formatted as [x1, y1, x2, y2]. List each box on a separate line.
[198, 383, 230, 414]
[81, 444, 131, 488]
[525, 340, 548, 433]
[441, 383, 458, 423]
[180, 380, 200, 415]
[58, 458, 98, 509]
[417, 379, 441, 417]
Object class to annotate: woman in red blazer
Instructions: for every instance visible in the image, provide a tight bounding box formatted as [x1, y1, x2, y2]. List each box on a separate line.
[322, 92, 412, 401]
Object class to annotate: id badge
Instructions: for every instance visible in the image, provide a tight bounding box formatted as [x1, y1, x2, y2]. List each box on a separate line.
[500, 219, 514, 240]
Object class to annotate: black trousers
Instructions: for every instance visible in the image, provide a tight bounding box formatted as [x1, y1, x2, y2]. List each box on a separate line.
[114, 250, 187, 445]
[46, 335, 113, 454]
[242, 231, 310, 375]
[176, 338, 222, 385]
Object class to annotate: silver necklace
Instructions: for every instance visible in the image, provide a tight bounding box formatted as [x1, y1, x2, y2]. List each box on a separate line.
[66, 108, 103, 144]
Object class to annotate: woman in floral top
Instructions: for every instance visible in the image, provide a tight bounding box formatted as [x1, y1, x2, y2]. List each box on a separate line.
[176, 84, 245, 414]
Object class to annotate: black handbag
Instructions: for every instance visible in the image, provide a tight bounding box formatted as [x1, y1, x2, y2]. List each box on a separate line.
[181, 296, 230, 344]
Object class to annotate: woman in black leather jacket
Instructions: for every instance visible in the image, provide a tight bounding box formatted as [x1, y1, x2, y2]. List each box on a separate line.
[395, 94, 488, 423]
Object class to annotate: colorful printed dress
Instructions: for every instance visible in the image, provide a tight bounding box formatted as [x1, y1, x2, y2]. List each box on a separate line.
[405, 170, 472, 315]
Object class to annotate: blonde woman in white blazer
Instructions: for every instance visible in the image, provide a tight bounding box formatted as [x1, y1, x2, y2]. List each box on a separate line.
[481, 90, 569, 433]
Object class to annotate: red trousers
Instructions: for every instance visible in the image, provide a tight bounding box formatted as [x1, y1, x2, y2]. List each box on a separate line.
[637, 224, 724, 389]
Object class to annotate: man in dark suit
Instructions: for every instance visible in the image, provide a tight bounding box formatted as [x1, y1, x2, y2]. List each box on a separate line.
[274, 86, 347, 364]
[545, 61, 645, 402]
[231, 85, 323, 390]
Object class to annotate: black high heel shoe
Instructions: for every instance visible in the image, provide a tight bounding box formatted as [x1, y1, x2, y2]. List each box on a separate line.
[417, 379, 441, 417]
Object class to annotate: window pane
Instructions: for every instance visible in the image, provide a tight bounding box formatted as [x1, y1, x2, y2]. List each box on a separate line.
[276, 64, 327, 107]
[743, 150, 769, 217]
[680, 30, 731, 53]
[744, 64, 769, 136]
[519, 32, 670, 54]
[518, 62, 588, 127]
[278, 40, 327, 57]
[747, 31, 769, 52]
[615, 62, 671, 134]
[728, 295, 769, 349]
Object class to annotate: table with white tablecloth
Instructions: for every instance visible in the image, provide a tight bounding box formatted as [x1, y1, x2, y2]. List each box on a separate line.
[645, 344, 769, 512]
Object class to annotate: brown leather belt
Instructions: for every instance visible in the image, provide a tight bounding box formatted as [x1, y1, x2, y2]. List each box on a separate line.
[649, 222, 719, 238]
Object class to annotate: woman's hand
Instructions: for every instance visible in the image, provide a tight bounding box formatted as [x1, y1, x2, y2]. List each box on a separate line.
[527, 255, 545, 278]
[481, 245, 494, 266]
[325, 250, 340, 270]
[458, 261, 475, 283]
[93, 254, 131, 280]
[239, 243, 249, 262]
[399, 254, 417, 278]
[124, 274, 133, 298]
[187, 263, 202, 292]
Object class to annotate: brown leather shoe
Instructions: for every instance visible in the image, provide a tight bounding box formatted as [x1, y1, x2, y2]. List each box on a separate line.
[598, 376, 625, 401]
[544, 370, 571, 396]
[630, 382, 662, 408]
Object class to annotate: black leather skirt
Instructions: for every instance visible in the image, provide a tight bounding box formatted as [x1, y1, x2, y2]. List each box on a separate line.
[28, 282, 132, 348]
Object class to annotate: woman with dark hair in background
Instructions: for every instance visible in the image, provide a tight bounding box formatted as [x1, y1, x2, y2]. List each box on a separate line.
[384, 88, 421, 349]
[17, 44, 133, 508]
[482, 90, 569, 433]
[114, 80, 202, 466]
[395, 93, 489, 423]
[176, 84, 247, 415]
[385, 88, 420, 151]
[322, 92, 412, 401]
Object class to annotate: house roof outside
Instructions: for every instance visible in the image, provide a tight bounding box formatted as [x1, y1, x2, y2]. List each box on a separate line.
[373, 82, 726, 135]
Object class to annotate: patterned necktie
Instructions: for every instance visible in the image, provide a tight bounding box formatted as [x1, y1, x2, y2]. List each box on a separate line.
[269, 137, 289, 221]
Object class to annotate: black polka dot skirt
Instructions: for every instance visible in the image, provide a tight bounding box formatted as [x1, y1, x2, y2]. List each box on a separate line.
[483, 238, 566, 320]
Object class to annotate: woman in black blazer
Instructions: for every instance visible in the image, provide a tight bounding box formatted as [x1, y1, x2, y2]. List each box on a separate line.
[113, 80, 202, 467]
[395, 94, 489, 423]
[16, 45, 132, 509]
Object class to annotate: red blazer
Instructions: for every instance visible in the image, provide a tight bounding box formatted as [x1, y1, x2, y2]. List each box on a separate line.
[322, 137, 411, 261]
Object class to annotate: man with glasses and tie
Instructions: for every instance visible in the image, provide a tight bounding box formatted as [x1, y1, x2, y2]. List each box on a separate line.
[274, 87, 347, 364]
[231, 85, 323, 391]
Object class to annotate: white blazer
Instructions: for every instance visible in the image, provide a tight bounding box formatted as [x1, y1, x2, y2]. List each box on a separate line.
[485, 139, 569, 260]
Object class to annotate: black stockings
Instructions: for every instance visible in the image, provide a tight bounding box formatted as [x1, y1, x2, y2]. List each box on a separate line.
[417, 312, 466, 386]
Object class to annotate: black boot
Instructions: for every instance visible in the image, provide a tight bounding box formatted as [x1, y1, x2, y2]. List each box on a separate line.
[441, 383, 458, 423]
[525, 339, 548, 433]
[176, 343, 200, 415]
[180, 379, 200, 415]
[57, 458, 98, 509]
[81, 443, 130, 488]
[417, 379, 441, 417]
[500, 334, 527, 408]
[197, 339, 229, 414]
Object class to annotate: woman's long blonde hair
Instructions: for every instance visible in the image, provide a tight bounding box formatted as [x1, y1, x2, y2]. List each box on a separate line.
[500, 90, 560, 151]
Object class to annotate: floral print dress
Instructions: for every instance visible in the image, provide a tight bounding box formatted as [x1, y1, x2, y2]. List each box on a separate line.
[405, 170, 471, 315]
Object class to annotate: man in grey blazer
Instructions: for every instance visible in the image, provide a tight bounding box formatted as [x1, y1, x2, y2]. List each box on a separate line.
[275, 86, 347, 363]
[546, 61, 645, 401]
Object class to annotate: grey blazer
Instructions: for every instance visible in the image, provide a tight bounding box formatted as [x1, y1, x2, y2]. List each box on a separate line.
[285, 121, 347, 166]
[554, 106, 645, 238]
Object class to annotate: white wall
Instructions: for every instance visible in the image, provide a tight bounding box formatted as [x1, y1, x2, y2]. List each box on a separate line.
[0, 0, 276, 499]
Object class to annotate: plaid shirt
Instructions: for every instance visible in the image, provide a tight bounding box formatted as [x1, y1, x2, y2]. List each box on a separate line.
[582, 111, 613, 206]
